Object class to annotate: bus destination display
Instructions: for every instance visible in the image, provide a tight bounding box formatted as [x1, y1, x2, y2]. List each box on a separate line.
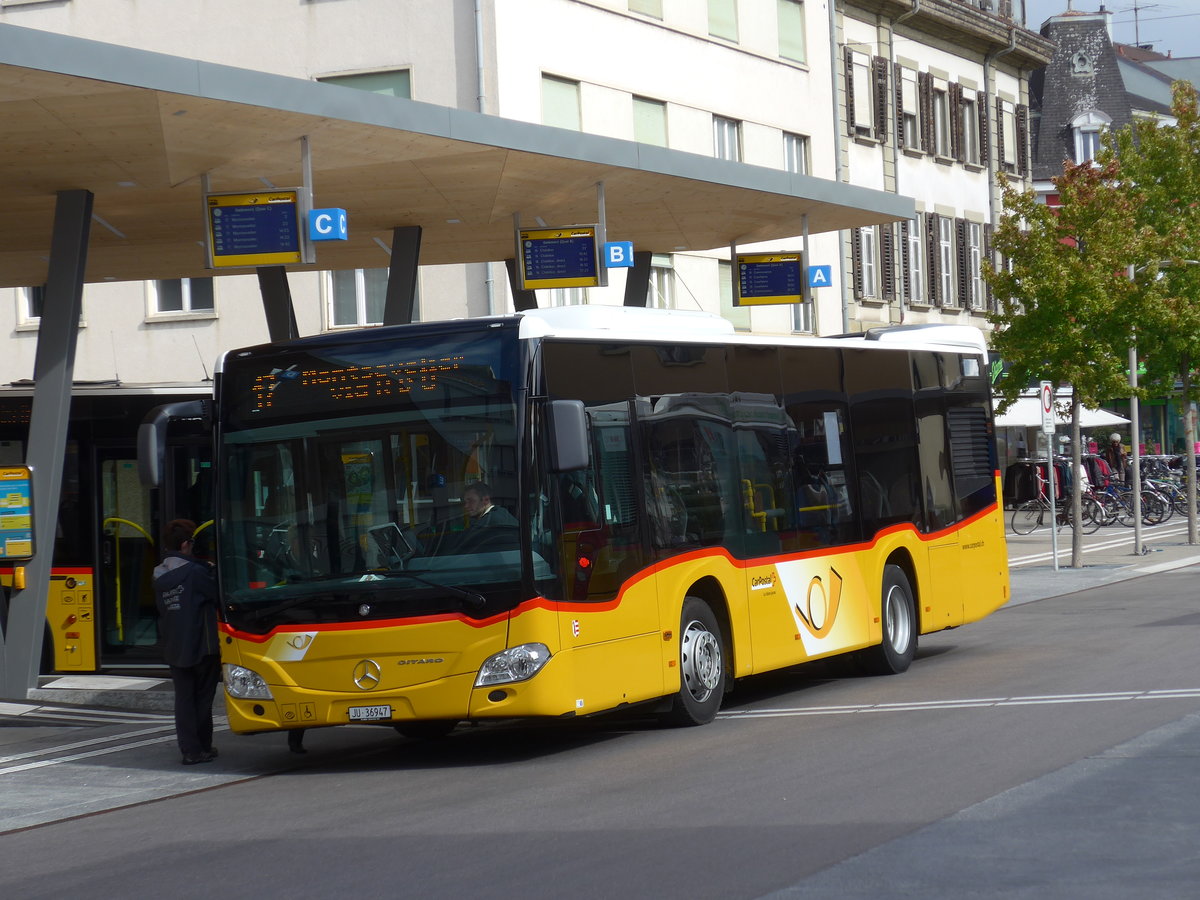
[206, 190, 304, 269]
[518, 226, 601, 290]
[736, 252, 804, 306]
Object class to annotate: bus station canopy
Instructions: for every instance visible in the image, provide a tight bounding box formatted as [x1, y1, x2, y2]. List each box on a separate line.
[0, 23, 914, 289]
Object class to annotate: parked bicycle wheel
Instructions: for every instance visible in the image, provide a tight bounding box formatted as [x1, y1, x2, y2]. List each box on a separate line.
[1078, 496, 1104, 534]
[1142, 490, 1169, 525]
[1011, 500, 1045, 535]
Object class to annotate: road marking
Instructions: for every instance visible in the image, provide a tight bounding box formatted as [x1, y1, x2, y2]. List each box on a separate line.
[1008, 521, 1194, 568]
[0, 719, 231, 775]
[718, 688, 1200, 720]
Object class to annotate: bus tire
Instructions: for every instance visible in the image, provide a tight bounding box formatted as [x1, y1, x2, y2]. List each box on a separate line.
[663, 597, 725, 727]
[861, 565, 917, 676]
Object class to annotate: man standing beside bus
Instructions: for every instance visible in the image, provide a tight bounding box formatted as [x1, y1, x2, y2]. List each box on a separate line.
[154, 518, 221, 765]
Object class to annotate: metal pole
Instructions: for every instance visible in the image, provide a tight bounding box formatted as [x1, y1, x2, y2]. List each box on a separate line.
[1130, 340, 1143, 555]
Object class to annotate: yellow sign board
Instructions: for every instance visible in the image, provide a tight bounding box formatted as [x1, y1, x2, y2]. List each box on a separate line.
[206, 190, 304, 268]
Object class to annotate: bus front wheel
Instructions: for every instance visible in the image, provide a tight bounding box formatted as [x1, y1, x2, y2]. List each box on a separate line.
[663, 597, 725, 726]
[860, 564, 917, 676]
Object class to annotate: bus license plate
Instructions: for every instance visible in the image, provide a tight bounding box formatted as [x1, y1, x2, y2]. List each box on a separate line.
[348, 705, 392, 722]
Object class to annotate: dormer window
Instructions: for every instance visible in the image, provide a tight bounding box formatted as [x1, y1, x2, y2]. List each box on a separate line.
[1071, 110, 1111, 164]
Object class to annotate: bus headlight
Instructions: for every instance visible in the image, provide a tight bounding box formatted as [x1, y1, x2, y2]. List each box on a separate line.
[223, 664, 274, 700]
[475, 643, 551, 687]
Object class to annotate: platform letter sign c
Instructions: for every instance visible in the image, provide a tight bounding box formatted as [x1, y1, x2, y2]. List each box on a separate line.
[308, 208, 349, 242]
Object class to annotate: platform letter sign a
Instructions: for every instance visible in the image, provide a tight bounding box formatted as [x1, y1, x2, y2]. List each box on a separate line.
[308, 208, 348, 242]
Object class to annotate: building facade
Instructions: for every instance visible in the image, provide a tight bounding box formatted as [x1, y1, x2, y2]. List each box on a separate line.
[0, 0, 1051, 391]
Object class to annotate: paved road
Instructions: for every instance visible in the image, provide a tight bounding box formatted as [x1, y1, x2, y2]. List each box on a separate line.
[2, 523, 1200, 898]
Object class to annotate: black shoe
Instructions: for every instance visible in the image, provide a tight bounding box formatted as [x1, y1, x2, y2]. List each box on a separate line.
[181, 753, 211, 765]
[204, 746, 218, 759]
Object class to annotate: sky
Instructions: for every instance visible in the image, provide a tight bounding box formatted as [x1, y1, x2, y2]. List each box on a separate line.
[1023, 1, 1200, 58]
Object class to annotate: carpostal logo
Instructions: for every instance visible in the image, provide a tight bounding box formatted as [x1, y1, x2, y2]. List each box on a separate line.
[751, 573, 777, 591]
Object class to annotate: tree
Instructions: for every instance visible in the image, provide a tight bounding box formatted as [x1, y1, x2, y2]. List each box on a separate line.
[986, 160, 1154, 566]
[1104, 81, 1200, 543]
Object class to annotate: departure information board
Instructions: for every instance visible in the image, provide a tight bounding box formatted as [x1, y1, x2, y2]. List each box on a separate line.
[0, 465, 34, 560]
[206, 190, 305, 268]
[517, 226, 602, 290]
[736, 252, 804, 306]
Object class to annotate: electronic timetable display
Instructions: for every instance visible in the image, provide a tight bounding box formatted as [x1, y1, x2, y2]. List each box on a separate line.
[206, 190, 305, 268]
[735, 252, 804, 306]
[516, 226, 602, 290]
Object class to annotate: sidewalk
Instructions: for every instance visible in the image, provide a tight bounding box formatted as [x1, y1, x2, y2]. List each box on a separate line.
[16, 532, 1200, 714]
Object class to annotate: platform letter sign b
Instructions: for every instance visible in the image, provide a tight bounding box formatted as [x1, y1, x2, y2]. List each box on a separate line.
[604, 241, 635, 268]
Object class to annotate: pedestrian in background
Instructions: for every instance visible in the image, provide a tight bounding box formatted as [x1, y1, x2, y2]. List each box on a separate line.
[1104, 433, 1129, 484]
[154, 518, 221, 765]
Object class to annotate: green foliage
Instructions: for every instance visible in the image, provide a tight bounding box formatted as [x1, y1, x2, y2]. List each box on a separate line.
[985, 160, 1150, 412]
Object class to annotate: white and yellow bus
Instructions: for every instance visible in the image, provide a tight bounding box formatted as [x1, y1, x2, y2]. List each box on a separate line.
[188, 306, 1007, 737]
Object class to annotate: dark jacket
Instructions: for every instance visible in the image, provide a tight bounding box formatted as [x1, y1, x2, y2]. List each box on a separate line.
[154, 552, 219, 667]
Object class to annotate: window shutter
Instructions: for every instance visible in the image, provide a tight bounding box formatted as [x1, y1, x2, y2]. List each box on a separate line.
[919, 72, 933, 154]
[844, 47, 857, 136]
[894, 63, 905, 150]
[1016, 104, 1030, 175]
[984, 223, 995, 311]
[899, 219, 912, 302]
[925, 213, 940, 305]
[956, 218, 969, 308]
[977, 90, 990, 167]
[880, 223, 896, 301]
[949, 82, 963, 163]
[872, 56, 889, 143]
[851, 227, 864, 298]
[996, 97, 1006, 169]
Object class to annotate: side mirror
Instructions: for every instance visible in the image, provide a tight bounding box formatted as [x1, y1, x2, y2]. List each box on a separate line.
[137, 400, 210, 487]
[547, 400, 588, 472]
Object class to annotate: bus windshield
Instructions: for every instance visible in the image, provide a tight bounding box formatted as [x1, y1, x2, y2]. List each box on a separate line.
[215, 324, 548, 632]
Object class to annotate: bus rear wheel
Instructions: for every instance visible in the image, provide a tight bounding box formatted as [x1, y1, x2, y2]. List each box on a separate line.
[860, 564, 917, 676]
[663, 597, 725, 726]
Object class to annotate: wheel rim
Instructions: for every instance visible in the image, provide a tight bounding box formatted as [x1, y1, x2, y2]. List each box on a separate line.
[680, 619, 721, 703]
[884, 585, 912, 654]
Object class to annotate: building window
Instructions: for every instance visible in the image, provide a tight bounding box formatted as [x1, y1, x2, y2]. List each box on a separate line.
[932, 81, 951, 157]
[898, 67, 920, 150]
[792, 301, 813, 334]
[648, 254, 675, 308]
[961, 93, 980, 164]
[853, 225, 878, 299]
[329, 268, 387, 327]
[777, 0, 806, 64]
[628, 0, 662, 17]
[713, 115, 741, 161]
[901, 215, 927, 307]
[153, 278, 214, 315]
[317, 69, 412, 98]
[541, 74, 581, 130]
[784, 132, 809, 174]
[546, 287, 588, 307]
[1071, 110, 1111, 164]
[20, 285, 44, 322]
[708, 0, 738, 42]
[938, 217, 955, 307]
[847, 50, 873, 137]
[720, 260, 751, 330]
[966, 221, 985, 309]
[998, 98, 1029, 174]
[634, 96, 668, 147]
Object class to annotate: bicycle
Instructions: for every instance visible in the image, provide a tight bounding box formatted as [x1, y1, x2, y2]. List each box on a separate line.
[1011, 468, 1103, 535]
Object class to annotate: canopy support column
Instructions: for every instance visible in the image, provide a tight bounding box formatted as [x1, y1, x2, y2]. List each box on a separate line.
[256, 266, 299, 342]
[383, 226, 422, 326]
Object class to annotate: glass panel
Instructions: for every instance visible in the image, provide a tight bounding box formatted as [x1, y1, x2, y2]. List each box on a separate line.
[777, 0, 806, 63]
[157, 279, 183, 312]
[331, 269, 358, 326]
[633, 97, 668, 147]
[708, 0, 738, 41]
[188, 277, 215, 311]
[318, 70, 412, 99]
[629, 0, 662, 17]
[541, 74, 581, 130]
[363, 267, 388, 324]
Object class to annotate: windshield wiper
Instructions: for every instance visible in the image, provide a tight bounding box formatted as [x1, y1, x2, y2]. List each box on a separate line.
[373, 570, 487, 611]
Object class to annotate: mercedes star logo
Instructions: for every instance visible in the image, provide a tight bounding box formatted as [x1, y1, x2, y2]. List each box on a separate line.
[352, 659, 382, 690]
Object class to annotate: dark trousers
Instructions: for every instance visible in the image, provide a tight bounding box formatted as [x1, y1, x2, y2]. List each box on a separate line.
[169, 655, 221, 756]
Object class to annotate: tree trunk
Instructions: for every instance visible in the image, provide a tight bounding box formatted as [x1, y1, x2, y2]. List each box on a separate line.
[1185, 359, 1198, 545]
[1071, 395, 1084, 568]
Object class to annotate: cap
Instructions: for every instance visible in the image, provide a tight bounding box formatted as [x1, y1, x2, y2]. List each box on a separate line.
[1110, 433, 1121, 442]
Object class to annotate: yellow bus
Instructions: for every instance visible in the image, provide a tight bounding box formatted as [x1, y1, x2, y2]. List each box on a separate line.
[168, 306, 1007, 737]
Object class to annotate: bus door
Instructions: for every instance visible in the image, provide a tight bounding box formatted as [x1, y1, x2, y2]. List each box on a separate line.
[96, 440, 212, 666]
[97, 447, 160, 663]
